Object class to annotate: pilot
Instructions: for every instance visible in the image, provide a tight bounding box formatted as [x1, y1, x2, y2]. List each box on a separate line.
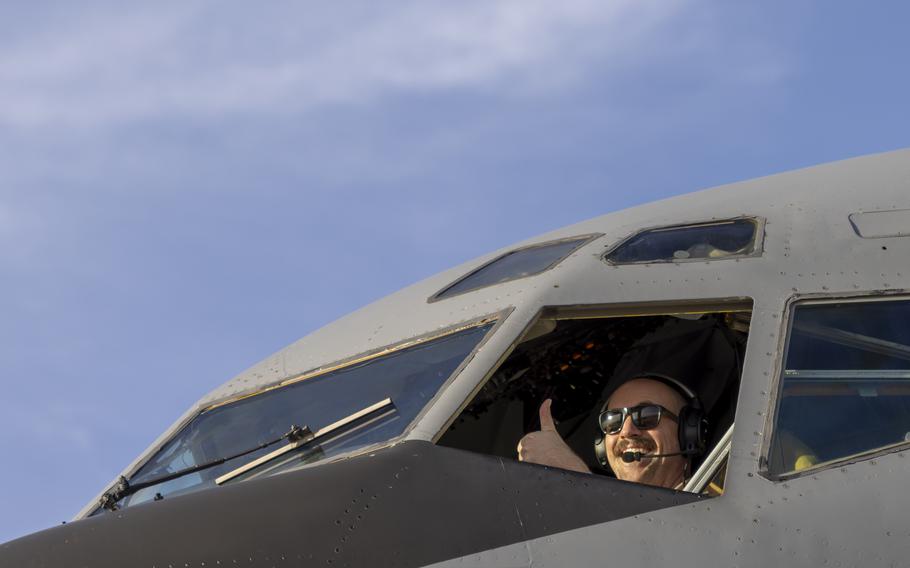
[517, 376, 705, 490]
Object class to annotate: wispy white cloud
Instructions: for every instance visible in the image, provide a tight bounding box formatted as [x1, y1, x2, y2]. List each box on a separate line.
[0, 1, 694, 128]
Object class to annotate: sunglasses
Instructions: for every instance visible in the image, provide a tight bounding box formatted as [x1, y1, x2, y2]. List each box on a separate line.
[599, 404, 679, 435]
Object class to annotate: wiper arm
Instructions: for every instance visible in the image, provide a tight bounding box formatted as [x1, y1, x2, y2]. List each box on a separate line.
[99, 424, 313, 511]
[215, 397, 395, 485]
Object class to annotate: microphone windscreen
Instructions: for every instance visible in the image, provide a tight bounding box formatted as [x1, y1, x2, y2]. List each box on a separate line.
[621, 451, 640, 463]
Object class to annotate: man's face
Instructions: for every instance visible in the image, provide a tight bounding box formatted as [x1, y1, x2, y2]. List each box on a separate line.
[603, 378, 687, 488]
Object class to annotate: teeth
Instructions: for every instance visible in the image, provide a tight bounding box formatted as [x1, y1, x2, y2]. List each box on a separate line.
[621, 447, 652, 455]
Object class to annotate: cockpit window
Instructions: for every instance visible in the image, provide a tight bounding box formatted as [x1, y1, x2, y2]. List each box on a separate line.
[767, 297, 910, 478]
[438, 307, 749, 495]
[113, 322, 494, 509]
[430, 235, 597, 302]
[604, 218, 760, 265]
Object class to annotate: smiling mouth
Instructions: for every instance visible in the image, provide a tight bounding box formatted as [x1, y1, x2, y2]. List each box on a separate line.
[615, 438, 656, 458]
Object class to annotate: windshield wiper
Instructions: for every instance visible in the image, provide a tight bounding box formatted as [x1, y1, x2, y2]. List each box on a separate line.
[100, 398, 395, 511]
[99, 424, 312, 511]
[215, 397, 395, 485]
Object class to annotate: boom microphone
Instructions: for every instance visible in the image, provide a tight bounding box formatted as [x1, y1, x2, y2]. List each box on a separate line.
[621, 450, 690, 463]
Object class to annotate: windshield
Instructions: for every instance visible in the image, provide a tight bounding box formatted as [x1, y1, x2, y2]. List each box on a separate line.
[110, 323, 494, 509]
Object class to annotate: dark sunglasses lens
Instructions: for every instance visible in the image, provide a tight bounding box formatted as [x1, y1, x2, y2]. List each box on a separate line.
[601, 410, 624, 434]
[635, 405, 662, 430]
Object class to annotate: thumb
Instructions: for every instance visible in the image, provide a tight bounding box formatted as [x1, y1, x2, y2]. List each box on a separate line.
[538, 399, 557, 432]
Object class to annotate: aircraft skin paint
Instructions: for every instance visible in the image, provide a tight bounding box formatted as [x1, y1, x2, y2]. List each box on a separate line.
[3, 149, 910, 566]
[0, 443, 701, 567]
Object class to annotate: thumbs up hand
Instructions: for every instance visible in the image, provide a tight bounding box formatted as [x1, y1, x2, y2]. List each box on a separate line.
[537, 397, 558, 432]
[517, 399, 591, 474]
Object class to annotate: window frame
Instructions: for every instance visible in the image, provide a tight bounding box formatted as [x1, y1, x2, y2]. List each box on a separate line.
[760, 291, 910, 482]
[427, 234, 603, 303]
[685, 423, 734, 494]
[601, 216, 765, 266]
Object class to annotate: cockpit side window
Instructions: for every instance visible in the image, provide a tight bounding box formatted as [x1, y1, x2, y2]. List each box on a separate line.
[110, 321, 495, 510]
[766, 297, 910, 478]
[438, 306, 749, 496]
[604, 218, 761, 265]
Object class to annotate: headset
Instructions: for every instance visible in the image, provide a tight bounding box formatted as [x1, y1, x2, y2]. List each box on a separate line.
[594, 373, 708, 468]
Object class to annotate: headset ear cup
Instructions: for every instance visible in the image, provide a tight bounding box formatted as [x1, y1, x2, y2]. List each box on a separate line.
[698, 412, 708, 453]
[677, 404, 707, 455]
[594, 436, 608, 468]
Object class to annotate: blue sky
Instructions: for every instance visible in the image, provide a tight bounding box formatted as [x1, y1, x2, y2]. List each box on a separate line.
[2, 1, 909, 543]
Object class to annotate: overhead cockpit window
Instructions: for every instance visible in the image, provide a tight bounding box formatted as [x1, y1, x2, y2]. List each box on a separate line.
[767, 297, 910, 478]
[604, 218, 761, 265]
[102, 321, 495, 511]
[430, 235, 598, 302]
